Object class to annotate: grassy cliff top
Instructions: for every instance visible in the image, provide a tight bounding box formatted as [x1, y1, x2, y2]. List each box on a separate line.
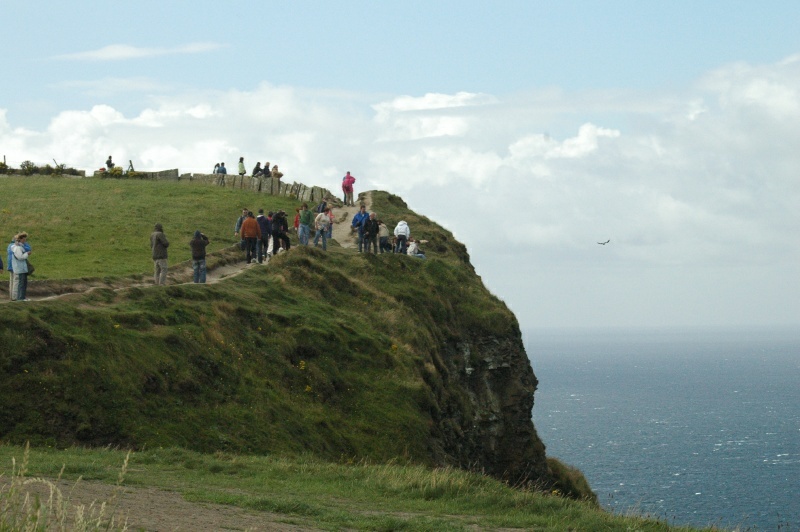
[1, 177, 516, 458]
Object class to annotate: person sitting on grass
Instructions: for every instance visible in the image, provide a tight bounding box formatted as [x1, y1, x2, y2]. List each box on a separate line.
[406, 237, 426, 259]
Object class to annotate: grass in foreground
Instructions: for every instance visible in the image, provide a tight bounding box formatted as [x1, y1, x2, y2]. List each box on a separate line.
[0, 445, 703, 531]
[0, 444, 129, 531]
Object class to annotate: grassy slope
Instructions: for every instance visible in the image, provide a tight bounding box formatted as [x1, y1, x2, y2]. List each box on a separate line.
[0, 445, 698, 531]
[0, 177, 515, 462]
[0, 177, 696, 529]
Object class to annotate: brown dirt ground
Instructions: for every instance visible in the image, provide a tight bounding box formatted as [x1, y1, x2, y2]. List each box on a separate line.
[2, 477, 319, 531]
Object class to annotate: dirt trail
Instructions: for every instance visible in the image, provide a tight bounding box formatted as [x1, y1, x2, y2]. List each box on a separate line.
[330, 190, 372, 249]
[2, 192, 373, 304]
[3, 477, 315, 531]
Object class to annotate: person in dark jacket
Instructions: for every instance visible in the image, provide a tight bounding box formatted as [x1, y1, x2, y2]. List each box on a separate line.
[363, 212, 379, 254]
[150, 223, 169, 285]
[189, 230, 210, 283]
[351, 204, 369, 253]
[256, 209, 271, 263]
[271, 210, 290, 255]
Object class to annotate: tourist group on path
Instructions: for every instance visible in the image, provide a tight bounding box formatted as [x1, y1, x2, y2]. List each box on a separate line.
[350, 205, 425, 258]
[4, 164, 422, 298]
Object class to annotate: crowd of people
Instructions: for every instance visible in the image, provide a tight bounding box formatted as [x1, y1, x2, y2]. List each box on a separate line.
[350, 204, 425, 258]
[212, 158, 283, 179]
[5, 168, 421, 298]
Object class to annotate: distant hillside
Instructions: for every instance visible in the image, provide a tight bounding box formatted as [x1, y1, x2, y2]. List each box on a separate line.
[0, 179, 589, 499]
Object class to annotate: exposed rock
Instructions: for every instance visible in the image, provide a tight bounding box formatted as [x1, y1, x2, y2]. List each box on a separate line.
[432, 335, 549, 486]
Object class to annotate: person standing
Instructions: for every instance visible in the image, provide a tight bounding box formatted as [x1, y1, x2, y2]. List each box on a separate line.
[10, 233, 31, 301]
[189, 230, 210, 283]
[150, 223, 169, 285]
[313, 207, 331, 250]
[327, 207, 335, 239]
[363, 212, 379, 254]
[378, 219, 391, 253]
[351, 204, 369, 252]
[7, 234, 30, 300]
[298, 203, 313, 246]
[234, 208, 248, 250]
[7, 235, 17, 301]
[342, 171, 356, 206]
[271, 210, 290, 255]
[256, 208, 271, 263]
[394, 220, 410, 254]
[240, 211, 261, 264]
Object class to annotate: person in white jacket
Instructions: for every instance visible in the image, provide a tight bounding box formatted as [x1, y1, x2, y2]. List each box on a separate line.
[393, 220, 410, 254]
[11, 232, 31, 301]
[313, 207, 331, 251]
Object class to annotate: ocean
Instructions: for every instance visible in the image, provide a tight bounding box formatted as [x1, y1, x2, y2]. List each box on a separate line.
[526, 327, 800, 531]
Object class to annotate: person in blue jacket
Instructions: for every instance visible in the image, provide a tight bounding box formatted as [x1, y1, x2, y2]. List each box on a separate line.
[351, 204, 369, 253]
[10, 233, 32, 301]
[7, 234, 31, 301]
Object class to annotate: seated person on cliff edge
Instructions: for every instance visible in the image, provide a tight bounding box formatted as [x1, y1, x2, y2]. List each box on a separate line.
[106, 155, 115, 170]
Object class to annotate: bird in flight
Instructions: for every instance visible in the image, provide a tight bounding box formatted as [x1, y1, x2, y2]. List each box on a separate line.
[597, 240, 610, 245]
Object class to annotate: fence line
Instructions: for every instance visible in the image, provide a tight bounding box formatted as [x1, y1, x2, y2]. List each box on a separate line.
[0, 168, 340, 205]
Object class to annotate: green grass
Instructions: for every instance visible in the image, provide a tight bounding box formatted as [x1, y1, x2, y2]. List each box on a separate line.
[0, 176, 301, 279]
[0, 445, 702, 531]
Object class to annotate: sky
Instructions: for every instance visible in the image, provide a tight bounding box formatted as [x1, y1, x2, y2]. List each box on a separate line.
[2, 0, 799, 330]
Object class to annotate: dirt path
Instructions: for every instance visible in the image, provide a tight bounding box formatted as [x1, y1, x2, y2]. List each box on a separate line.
[4, 477, 316, 531]
[330, 190, 372, 249]
[2, 192, 374, 304]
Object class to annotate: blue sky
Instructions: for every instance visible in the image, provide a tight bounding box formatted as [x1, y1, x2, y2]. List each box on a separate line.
[3, 1, 800, 329]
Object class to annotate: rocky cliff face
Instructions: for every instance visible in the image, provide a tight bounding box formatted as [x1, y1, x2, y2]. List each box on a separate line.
[424, 333, 549, 486]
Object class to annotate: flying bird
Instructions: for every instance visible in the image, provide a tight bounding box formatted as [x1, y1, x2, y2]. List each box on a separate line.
[597, 240, 610, 245]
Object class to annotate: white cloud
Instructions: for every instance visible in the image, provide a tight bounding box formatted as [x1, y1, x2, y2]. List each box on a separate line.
[53, 77, 172, 97]
[2, 57, 799, 327]
[372, 92, 495, 141]
[373, 92, 496, 114]
[509, 123, 620, 160]
[54, 42, 224, 61]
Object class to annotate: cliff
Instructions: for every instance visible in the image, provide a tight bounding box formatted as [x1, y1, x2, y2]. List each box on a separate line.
[0, 187, 552, 490]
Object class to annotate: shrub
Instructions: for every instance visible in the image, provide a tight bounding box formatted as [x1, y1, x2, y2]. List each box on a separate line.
[20, 160, 37, 175]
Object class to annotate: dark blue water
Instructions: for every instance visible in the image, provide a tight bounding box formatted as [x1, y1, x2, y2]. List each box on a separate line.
[527, 327, 800, 531]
